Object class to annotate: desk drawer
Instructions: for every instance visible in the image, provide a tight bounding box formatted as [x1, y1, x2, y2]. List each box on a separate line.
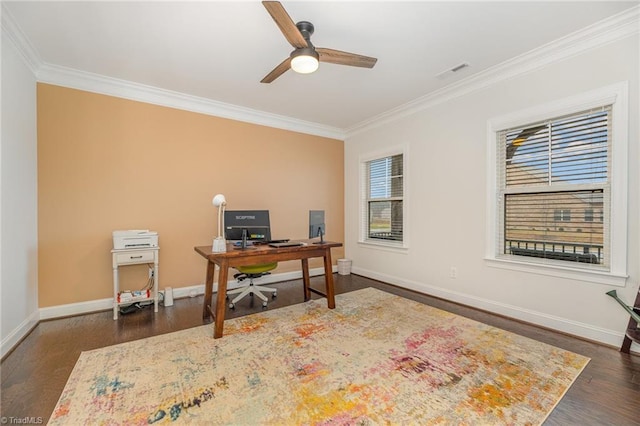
[115, 251, 154, 264]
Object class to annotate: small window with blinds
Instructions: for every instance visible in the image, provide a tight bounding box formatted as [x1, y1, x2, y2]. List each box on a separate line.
[364, 154, 404, 243]
[498, 106, 611, 267]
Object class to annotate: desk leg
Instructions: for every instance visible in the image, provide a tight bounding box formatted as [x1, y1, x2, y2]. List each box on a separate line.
[202, 261, 216, 320]
[301, 258, 311, 301]
[323, 249, 336, 309]
[214, 260, 229, 339]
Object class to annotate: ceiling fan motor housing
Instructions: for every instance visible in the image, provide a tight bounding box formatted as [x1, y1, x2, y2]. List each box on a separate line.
[290, 47, 318, 61]
[290, 21, 318, 73]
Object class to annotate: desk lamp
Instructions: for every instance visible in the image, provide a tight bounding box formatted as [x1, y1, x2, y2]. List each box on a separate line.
[212, 194, 227, 253]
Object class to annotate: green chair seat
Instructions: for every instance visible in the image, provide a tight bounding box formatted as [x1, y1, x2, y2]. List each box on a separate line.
[237, 262, 277, 275]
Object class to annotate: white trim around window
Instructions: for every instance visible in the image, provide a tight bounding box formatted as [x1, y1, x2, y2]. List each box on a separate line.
[359, 145, 409, 251]
[485, 82, 628, 286]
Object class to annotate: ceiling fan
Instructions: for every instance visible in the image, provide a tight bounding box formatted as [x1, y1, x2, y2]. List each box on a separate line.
[260, 1, 377, 83]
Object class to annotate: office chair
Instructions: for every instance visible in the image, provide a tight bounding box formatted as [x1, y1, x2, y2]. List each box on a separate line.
[226, 262, 278, 309]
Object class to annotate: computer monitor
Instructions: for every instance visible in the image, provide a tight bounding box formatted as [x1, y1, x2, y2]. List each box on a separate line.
[309, 210, 325, 243]
[224, 210, 272, 242]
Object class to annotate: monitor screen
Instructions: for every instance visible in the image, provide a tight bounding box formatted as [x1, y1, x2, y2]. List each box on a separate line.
[309, 210, 325, 239]
[224, 210, 271, 241]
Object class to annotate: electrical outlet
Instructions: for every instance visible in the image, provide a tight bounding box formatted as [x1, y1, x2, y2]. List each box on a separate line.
[450, 267, 457, 279]
[148, 269, 154, 279]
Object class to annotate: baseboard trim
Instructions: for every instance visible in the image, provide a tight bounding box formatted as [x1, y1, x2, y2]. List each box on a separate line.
[1, 309, 39, 360]
[38, 266, 335, 321]
[352, 266, 639, 352]
[4, 265, 336, 358]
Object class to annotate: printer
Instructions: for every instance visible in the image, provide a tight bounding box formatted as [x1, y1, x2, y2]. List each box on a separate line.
[113, 230, 158, 250]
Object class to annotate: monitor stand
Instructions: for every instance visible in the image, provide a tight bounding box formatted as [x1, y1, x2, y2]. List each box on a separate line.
[234, 229, 257, 250]
[312, 228, 325, 244]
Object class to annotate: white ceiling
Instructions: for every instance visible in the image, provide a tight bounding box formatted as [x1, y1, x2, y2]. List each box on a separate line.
[4, 1, 639, 134]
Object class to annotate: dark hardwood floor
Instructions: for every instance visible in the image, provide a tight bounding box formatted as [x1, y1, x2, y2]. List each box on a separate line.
[2, 274, 639, 424]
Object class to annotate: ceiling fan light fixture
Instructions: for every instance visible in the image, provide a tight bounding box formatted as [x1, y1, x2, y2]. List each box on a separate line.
[290, 48, 319, 74]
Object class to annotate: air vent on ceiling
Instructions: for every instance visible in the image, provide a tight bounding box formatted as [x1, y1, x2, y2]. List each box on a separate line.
[436, 62, 470, 80]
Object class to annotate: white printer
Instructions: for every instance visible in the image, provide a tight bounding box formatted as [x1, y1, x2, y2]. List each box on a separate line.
[112, 230, 158, 250]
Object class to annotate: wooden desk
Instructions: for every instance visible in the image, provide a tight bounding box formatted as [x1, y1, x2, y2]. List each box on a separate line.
[194, 240, 342, 338]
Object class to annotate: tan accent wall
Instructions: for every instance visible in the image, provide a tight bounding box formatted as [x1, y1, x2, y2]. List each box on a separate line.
[37, 83, 344, 307]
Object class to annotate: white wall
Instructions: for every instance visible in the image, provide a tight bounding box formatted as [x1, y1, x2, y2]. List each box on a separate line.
[1, 24, 39, 358]
[345, 34, 639, 349]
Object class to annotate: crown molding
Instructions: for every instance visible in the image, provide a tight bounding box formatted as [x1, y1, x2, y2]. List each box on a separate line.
[1, 3, 42, 75]
[36, 63, 345, 140]
[3, 3, 638, 141]
[1, 2, 343, 140]
[346, 5, 640, 138]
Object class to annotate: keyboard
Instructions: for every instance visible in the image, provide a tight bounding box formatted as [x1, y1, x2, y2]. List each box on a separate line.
[252, 239, 290, 246]
[269, 241, 305, 248]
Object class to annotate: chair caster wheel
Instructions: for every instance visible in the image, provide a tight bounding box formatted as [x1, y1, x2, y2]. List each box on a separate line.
[272, 292, 277, 298]
[262, 301, 268, 308]
[229, 303, 235, 309]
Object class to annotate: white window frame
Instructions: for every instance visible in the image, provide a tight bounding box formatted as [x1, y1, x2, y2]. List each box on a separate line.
[485, 82, 628, 286]
[359, 145, 408, 251]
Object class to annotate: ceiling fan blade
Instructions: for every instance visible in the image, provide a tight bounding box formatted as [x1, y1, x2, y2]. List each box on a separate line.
[262, 1, 307, 49]
[317, 48, 377, 68]
[261, 57, 291, 83]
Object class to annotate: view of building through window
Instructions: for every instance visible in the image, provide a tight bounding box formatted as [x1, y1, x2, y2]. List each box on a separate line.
[501, 108, 609, 265]
[367, 154, 403, 242]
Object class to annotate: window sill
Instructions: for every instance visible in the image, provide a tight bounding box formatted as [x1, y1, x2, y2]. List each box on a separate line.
[485, 256, 627, 287]
[358, 240, 408, 253]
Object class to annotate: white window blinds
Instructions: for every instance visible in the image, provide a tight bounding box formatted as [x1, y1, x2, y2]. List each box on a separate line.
[497, 106, 611, 267]
[365, 154, 403, 242]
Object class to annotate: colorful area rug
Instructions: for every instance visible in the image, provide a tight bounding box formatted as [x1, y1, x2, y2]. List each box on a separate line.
[49, 287, 589, 425]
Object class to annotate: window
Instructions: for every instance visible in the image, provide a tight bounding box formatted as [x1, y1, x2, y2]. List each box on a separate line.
[501, 108, 609, 266]
[361, 150, 405, 247]
[554, 209, 572, 222]
[584, 209, 594, 222]
[486, 83, 628, 286]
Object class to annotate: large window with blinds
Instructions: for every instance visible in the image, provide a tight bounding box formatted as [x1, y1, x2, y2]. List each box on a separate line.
[362, 152, 404, 244]
[486, 83, 628, 285]
[498, 107, 610, 267]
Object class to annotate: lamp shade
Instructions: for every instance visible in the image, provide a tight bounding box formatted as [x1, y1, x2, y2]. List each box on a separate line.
[212, 194, 226, 207]
[291, 48, 319, 74]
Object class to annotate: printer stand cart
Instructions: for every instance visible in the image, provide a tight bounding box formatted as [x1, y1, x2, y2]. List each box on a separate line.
[112, 247, 159, 320]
